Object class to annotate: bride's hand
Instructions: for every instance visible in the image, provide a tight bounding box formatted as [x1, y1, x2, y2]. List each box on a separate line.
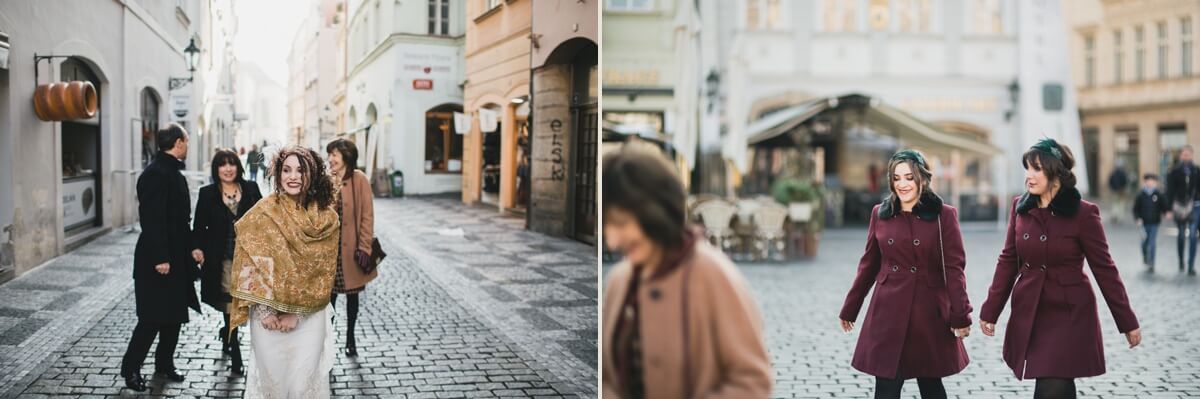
[276, 313, 299, 333]
[261, 314, 279, 330]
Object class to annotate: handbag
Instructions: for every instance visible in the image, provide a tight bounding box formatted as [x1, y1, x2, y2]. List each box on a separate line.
[350, 173, 386, 274]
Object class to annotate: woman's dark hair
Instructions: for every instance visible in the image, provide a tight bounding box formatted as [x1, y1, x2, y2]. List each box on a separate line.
[156, 123, 187, 152]
[269, 145, 336, 209]
[325, 138, 359, 173]
[602, 142, 686, 250]
[209, 148, 245, 184]
[1022, 140, 1077, 190]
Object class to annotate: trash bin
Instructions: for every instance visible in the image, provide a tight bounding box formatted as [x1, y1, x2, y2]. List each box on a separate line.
[391, 170, 404, 197]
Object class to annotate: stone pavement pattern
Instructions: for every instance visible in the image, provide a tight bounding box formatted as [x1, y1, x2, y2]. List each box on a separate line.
[747, 222, 1200, 398]
[0, 195, 597, 398]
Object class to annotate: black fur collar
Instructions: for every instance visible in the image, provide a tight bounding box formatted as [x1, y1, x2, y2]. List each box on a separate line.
[1016, 186, 1081, 217]
[878, 191, 944, 221]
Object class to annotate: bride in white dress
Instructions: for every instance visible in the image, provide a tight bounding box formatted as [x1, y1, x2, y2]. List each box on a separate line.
[229, 147, 341, 398]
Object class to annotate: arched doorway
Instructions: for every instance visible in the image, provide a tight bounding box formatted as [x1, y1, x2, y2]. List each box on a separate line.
[479, 103, 502, 205]
[60, 57, 103, 234]
[537, 37, 597, 244]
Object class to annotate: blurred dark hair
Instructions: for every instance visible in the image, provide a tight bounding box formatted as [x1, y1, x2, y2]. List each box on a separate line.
[156, 123, 187, 152]
[1022, 141, 1077, 190]
[325, 138, 359, 173]
[269, 146, 336, 209]
[209, 148, 245, 184]
[1144, 173, 1159, 181]
[602, 142, 686, 250]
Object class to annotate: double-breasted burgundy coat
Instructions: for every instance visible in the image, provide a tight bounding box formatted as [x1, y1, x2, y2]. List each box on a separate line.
[980, 187, 1140, 380]
[840, 193, 973, 379]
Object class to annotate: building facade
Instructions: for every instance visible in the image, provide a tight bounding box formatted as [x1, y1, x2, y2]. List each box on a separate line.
[0, 0, 210, 282]
[1067, 0, 1200, 200]
[529, 0, 598, 244]
[344, 0, 466, 194]
[234, 62, 288, 150]
[462, 0, 531, 213]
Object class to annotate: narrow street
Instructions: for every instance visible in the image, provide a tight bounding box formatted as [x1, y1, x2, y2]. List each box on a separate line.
[0, 195, 597, 398]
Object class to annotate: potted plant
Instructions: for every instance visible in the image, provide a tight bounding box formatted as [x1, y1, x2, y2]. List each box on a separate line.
[771, 179, 825, 258]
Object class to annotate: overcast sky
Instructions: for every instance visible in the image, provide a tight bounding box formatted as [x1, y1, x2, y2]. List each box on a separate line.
[233, 0, 313, 86]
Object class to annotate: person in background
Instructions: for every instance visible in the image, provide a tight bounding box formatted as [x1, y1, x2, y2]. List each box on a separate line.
[326, 138, 378, 357]
[1132, 173, 1169, 272]
[1167, 145, 1200, 274]
[247, 144, 261, 183]
[1107, 161, 1130, 225]
[601, 142, 773, 399]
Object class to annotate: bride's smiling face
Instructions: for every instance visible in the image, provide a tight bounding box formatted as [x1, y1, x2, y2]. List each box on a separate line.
[281, 155, 307, 196]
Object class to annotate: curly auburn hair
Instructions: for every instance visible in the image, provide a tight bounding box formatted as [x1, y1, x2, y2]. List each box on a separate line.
[268, 145, 337, 209]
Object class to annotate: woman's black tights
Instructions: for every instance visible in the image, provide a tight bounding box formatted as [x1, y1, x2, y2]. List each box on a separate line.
[1034, 378, 1077, 399]
[874, 377, 946, 399]
[330, 293, 360, 349]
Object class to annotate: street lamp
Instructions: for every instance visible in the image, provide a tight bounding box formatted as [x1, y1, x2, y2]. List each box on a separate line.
[169, 38, 201, 90]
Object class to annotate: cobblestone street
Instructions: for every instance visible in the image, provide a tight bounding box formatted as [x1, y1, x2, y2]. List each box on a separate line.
[0, 195, 597, 398]
[749, 221, 1198, 398]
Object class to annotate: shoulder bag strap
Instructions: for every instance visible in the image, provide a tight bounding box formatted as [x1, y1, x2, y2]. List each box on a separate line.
[938, 213, 946, 286]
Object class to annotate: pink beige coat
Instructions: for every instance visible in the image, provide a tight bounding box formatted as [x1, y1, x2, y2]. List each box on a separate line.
[602, 241, 773, 399]
[338, 169, 378, 289]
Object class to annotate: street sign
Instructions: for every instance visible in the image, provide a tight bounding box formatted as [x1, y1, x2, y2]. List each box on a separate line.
[413, 79, 433, 90]
[169, 80, 191, 121]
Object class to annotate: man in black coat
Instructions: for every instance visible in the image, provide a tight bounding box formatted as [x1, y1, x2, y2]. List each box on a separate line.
[1167, 145, 1200, 274]
[120, 123, 202, 392]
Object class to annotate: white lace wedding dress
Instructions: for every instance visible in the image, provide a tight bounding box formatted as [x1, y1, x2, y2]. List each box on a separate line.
[244, 304, 335, 398]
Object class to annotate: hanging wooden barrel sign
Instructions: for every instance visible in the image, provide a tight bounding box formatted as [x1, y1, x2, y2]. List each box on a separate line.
[33, 81, 97, 121]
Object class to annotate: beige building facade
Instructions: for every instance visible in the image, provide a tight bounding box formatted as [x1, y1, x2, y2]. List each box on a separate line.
[462, 0, 531, 213]
[1068, 0, 1200, 198]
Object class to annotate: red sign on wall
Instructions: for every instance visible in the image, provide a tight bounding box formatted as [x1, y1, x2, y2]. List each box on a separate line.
[412, 79, 433, 90]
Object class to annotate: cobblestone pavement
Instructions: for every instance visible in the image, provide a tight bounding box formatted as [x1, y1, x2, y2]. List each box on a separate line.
[0, 194, 597, 398]
[750, 221, 1198, 398]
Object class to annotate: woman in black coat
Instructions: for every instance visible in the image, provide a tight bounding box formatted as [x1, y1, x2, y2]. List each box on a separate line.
[192, 148, 263, 376]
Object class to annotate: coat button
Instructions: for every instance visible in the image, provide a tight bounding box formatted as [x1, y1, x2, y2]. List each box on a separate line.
[1040, 235, 1048, 242]
[1023, 233, 1030, 240]
[1024, 262, 1030, 269]
[649, 289, 662, 300]
[912, 239, 921, 246]
[1040, 264, 1047, 271]
[891, 265, 898, 272]
[887, 238, 894, 245]
[910, 266, 917, 273]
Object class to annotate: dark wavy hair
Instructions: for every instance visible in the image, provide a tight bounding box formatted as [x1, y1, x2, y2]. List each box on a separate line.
[885, 149, 934, 205]
[602, 142, 686, 250]
[325, 138, 359, 174]
[1022, 139, 1077, 190]
[269, 146, 336, 209]
[209, 148, 245, 184]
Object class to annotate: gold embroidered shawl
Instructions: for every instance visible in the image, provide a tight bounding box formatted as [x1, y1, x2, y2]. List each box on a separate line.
[229, 193, 340, 329]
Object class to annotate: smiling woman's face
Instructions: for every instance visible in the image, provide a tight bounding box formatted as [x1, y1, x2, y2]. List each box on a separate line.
[281, 155, 306, 196]
[892, 162, 919, 204]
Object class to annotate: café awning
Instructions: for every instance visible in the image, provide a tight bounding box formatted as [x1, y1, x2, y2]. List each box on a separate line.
[745, 93, 1001, 156]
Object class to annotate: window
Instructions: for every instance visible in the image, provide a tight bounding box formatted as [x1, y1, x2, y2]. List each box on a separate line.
[430, 0, 450, 35]
[895, 0, 931, 33]
[1158, 21, 1168, 79]
[140, 89, 160, 168]
[1084, 34, 1095, 86]
[485, 0, 502, 11]
[1135, 26, 1145, 81]
[375, 1, 384, 42]
[1183, 17, 1193, 76]
[822, 0, 859, 32]
[605, 0, 652, 12]
[425, 105, 464, 173]
[969, 0, 1002, 35]
[1113, 29, 1123, 84]
[746, 0, 782, 31]
[1042, 83, 1063, 111]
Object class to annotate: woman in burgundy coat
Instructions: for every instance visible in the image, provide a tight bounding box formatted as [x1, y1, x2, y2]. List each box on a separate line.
[980, 139, 1142, 399]
[840, 150, 973, 399]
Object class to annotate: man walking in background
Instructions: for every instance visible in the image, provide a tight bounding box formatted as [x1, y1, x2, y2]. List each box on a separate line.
[1168, 145, 1200, 275]
[1134, 173, 1169, 272]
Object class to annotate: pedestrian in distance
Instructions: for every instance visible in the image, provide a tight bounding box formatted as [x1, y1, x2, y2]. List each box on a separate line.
[192, 148, 263, 376]
[1166, 145, 1200, 274]
[229, 146, 340, 397]
[120, 123, 202, 392]
[839, 149, 972, 399]
[1132, 173, 1169, 272]
[980, 138, 1141, 399]
[326, 138, 378, 357]
[601, 142, 773, 399]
